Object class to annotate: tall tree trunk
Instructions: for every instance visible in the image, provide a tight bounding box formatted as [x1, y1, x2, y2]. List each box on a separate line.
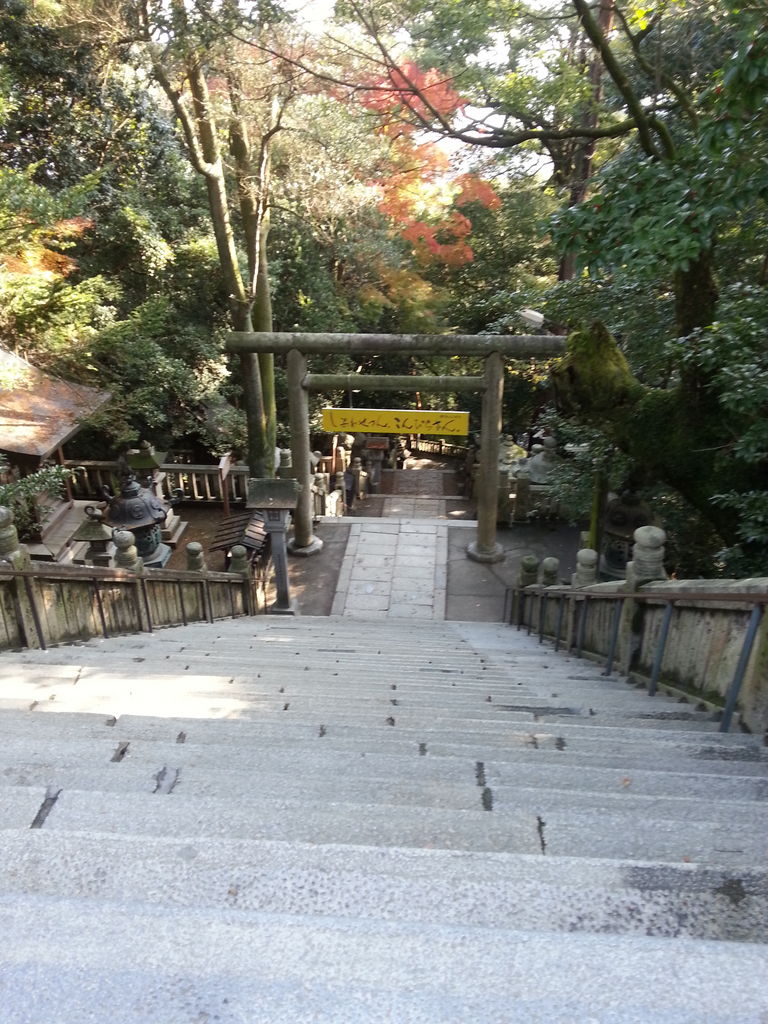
[150, 47, 273, 477]
[229, 83, 281, 476]
[560, 0, 615, 281]
[674, 250, 718, 336]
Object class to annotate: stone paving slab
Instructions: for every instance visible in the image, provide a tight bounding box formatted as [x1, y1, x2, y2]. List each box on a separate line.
[333, 519, 448, 620]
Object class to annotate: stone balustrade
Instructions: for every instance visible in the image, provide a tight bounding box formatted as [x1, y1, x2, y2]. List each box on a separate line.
[510, 527, 768, 735]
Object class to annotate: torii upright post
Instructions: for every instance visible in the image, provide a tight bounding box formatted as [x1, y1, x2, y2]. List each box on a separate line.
[467, 350, 505, 564]
[286, 348, 323, 556]
[225, 332, 567, 562]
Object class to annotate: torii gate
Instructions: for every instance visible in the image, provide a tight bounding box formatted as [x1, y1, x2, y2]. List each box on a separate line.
[226, 332, 565, 563]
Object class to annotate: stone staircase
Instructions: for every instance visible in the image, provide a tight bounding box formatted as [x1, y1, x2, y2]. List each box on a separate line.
[1, 616, 767, 1023]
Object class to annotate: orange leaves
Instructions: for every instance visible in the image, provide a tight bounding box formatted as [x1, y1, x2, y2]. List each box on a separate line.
[375, 138, 499, 266]
[361, 62, 465, 129]
[401, 212, 474, 266]
[353, 60, 499, 268]
[454, 173, 501, 210]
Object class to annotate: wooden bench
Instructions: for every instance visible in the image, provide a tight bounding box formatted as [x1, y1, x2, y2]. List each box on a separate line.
[210, 510, 270, 575]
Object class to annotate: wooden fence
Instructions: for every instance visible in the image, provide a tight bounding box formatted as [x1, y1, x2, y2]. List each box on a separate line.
[0, 561, 265, 651]
[66, 457, 250, 516]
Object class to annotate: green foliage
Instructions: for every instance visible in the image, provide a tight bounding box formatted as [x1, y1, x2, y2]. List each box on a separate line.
[0, 166, 95, 253]
[79, 295, 229, 450]
[0, 455, 72, 541]
[426, 182, 558, 334]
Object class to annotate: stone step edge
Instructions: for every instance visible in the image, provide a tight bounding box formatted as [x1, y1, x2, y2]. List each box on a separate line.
[6, 827, 767, 891]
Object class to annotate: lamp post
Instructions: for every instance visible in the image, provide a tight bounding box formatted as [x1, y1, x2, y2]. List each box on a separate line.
[247, 477, 301, 614]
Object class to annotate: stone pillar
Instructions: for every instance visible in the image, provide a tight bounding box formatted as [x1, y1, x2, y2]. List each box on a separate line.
[541, 556, 560, 586]
[572, 548, 598, 588]
[467, 350, 505, 564]
[286, 348, 323, 556]
[512, 470, 532, 523]
[186, 541, 206, 573]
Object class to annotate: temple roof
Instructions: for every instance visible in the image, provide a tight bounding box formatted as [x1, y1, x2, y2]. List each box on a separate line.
[0, 346, 110, 459]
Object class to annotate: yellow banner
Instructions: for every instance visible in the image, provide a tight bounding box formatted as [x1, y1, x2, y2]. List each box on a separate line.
[321, 408, 469, 436]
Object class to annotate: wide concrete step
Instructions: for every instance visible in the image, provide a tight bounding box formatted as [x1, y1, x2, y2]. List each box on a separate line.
[2, 733, 765, 796]
[0, 703, 755, 751]
[0, 677, 729, 738]
[2, 830, 766, 943]
[4, 741, 765, 811]
[0, 894, 766, 1024]
[41, 788, 542, 854]
[33, 786, 765, 866]
[0, 708, 761, 771]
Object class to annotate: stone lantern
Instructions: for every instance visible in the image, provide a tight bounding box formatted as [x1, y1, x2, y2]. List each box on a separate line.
[104, 474, 171, 568]
[127, 439, 166, 492]
[71, 506, 115, 566]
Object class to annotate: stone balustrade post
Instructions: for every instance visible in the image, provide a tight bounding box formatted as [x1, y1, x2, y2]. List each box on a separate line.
[519, 554, 540, 588]
[513, 554, 540, 627]
[627, 525, 668, 587]
[228, 544, 256, 615]
[229, 544, 251, 577]
[0, 505, 26, 568]
[619, 526, 668, 675]
[572, 548, 598, 589]
[186, 541, 206, 573]
[277, 448, 293, 479]
[113, 530, 143, 572]
[541, 556, 560, 587]
[0, 505, 43, 648]
[568, 549, 598, 653]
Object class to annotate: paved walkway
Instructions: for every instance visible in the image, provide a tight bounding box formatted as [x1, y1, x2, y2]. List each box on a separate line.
[273, 458, 580, 620]
[331, 519, 449, 619]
